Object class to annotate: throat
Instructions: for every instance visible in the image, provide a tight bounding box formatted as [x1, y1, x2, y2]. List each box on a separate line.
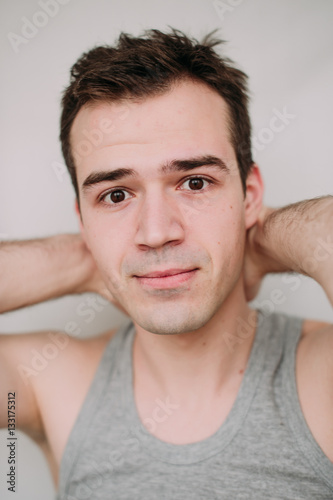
[133, 366, 246, 445]
[131, 308, 258, 444]
[133, 308, 257, 397]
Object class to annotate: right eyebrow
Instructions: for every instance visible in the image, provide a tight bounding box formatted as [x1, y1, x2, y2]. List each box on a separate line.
[82, 168, 137, 193]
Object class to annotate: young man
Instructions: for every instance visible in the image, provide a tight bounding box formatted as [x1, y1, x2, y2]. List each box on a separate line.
[1, 29, 332, 499]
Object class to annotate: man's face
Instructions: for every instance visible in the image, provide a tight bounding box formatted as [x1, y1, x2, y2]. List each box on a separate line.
[72, 81, 260, 335]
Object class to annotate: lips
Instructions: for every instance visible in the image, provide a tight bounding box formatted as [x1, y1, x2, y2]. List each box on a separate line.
[134, 268, 198, 290]
[135, 268, 197, 279]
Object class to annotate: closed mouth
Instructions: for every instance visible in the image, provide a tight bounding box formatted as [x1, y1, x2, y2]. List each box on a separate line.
[134, 268, 198, 278]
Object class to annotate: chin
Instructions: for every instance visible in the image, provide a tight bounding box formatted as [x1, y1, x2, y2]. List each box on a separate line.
[131, 301, 217, 335]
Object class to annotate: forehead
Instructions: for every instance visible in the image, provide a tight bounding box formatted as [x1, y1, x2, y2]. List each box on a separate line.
[71, 80, 235, 178]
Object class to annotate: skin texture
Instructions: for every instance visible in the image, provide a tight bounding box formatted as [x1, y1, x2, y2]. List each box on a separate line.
[73, 80, 263, 339]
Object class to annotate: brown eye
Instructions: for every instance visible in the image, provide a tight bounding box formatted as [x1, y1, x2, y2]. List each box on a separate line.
[188, 178, 205, 190]
[110, 190, 126, 203]
[181, 177, 210, 192]
[100, 188, 132, 206]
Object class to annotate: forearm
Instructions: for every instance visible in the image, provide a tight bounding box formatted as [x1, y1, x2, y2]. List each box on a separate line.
[0, 234, 93, 313]
[253, 196, 333, 303]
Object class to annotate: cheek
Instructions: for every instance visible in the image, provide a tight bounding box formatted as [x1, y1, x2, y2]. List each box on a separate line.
[194, 200, 245, 243]
[83, 218, 123, 272]
[199, 204, 246, 268]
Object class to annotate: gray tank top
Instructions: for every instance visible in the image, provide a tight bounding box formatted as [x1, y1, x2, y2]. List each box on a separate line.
[56, 311, 333, 499]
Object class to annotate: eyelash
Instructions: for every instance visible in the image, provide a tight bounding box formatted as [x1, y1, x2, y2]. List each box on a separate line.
[98, 175, 214, 206]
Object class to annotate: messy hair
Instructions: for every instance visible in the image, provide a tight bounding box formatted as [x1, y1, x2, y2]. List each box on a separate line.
[60, 28, 253, 201]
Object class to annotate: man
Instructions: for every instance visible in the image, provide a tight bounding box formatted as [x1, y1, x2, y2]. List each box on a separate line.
[0, 28, 332, 499]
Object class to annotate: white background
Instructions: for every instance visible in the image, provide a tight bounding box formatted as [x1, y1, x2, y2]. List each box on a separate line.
[0, 0, 332, 498]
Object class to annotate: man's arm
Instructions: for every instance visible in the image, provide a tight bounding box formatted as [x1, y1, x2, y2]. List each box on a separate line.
[0, 234, 91, 437]
[0, 233, 118, 442]
[0, 234, 114, 314]
[244, 195, 333, 305]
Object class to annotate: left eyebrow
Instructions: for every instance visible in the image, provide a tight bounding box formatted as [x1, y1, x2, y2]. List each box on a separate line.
[81, 154, 230, 193]
[161, 155, 230, 175]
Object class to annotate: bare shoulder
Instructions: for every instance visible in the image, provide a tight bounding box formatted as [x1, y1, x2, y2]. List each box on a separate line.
[296, 318, 333, 462]
[299, 318, 333, 378]
[299, 318, 333, 387]
[301, 318, 333, 336]
[1, 327, 118, 482]
[7, 327, 117, 393]
[31, 327, 118, 482]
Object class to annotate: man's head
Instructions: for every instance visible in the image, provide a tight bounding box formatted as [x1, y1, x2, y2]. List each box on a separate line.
[60, 28, 263, 335]
[60, 28, 254, 203]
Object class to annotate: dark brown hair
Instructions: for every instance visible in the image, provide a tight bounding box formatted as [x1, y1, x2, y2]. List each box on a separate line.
[60, 28, 253, 201]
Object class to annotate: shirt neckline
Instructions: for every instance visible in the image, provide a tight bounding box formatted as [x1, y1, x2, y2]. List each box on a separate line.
[122, 309, 269, 465]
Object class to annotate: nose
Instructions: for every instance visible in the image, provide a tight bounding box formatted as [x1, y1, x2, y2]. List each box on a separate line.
[134, 191, 185, 250]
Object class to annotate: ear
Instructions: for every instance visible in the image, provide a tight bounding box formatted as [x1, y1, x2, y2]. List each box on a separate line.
[244, 164, 264, 230]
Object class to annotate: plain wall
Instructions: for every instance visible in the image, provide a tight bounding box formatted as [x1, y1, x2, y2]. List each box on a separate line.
[0, 0, 332, 498]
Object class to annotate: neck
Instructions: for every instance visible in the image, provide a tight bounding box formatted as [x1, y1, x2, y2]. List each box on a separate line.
[133, 280, 258, 401]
